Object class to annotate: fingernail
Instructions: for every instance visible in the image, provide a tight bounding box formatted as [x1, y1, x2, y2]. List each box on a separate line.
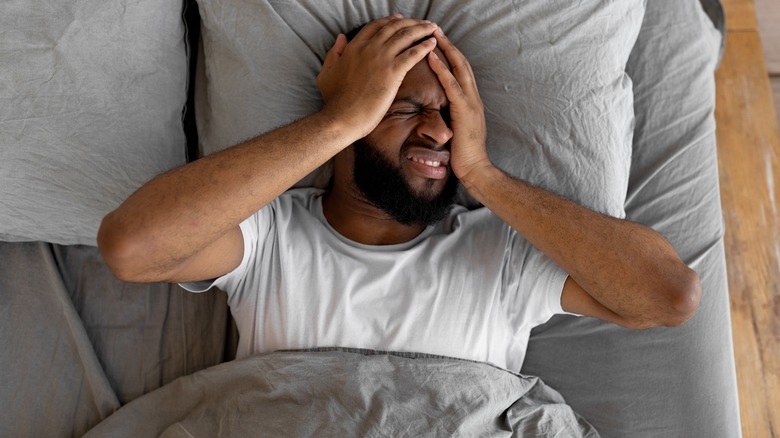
[435, 29, 445, 38]
[430, 51, 440, 60]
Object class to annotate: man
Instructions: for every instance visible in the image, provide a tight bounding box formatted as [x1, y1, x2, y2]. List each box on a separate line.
[97, 16, 700, 371]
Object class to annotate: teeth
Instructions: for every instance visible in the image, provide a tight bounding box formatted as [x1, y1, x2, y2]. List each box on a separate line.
[409, 157, 441, 167]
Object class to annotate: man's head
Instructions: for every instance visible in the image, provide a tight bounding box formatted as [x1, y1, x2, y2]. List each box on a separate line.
[339, 23, 457, 226]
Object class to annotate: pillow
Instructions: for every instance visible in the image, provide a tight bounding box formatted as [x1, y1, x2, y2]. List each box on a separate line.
[0, 0, 189, 246]
[195, 0, 643, 218]
[522, 1, 735, 436]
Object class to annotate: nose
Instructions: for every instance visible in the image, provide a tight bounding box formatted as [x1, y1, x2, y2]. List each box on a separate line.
[416, 111, 453, 146]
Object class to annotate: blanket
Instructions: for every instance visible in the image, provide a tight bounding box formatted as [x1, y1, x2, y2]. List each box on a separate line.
[85, 349, 599, 437]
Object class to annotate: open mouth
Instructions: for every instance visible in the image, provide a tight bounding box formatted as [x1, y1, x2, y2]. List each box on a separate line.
[404, 148, 450, 180]
[408, 156, 444, 168]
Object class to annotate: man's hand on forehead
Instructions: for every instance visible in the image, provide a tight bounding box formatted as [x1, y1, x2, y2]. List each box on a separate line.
[427, 29, 490, 184]
[317, 15, 440, 139]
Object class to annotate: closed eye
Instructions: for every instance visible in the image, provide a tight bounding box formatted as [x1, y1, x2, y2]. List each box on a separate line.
[387, 108, 421, 118]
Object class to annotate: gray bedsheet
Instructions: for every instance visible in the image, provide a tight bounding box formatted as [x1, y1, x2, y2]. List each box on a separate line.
[0, 0, 740, 437]
[84, 349, 599, 437]
[520, 0, 740, 436]
[0, 242, 233, 437]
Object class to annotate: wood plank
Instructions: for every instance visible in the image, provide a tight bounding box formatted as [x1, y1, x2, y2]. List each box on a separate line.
[716, 30, 780, 438]
[773, 77, 780, 129]
[754, 0, 780, 73]
[722, 0, 759, 31]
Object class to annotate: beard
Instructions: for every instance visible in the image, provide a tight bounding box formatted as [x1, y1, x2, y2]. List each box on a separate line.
[352, 137, 459, 226]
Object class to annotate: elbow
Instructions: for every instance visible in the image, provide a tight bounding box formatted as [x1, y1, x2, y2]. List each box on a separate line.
[619, 266, 702, 330]
[97, 212, 148, 283]
[659, 266, 702, 327]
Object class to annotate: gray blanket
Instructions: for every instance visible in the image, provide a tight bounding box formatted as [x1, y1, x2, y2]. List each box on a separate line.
[85, 349, 599, 437]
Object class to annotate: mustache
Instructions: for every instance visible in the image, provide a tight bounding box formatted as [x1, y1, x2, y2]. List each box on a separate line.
[402, 140, 449, 152]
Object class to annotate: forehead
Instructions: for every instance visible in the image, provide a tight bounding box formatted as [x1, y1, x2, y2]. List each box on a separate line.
[394, 47, 450, 108]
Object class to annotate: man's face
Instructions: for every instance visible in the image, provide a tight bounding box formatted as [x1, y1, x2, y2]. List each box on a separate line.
[352, 48, 458, 226]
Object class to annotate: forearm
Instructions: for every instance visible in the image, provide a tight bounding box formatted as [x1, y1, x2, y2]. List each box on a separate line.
[99, 16, 442, 280]
[462, 165, 701, 326]
[98, 111, 355, 275]
[427, 30, 698, 327]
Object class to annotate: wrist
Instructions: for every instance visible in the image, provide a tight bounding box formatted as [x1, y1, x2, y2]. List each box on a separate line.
[458, 160, 500, 201]
[312, 108, 366, 146]
[319, 95, 387, 142]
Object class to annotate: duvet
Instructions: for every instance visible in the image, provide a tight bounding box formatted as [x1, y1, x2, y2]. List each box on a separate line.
[85, 349, 599, 437]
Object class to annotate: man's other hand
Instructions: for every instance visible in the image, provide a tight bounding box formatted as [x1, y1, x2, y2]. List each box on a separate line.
[427, 30, 490, 184]
[317, 15, 439, 139]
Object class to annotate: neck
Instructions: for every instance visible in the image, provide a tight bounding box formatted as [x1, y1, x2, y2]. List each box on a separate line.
[322, 187, 427, 246]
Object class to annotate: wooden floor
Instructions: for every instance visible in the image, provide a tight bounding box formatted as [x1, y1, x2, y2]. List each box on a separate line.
[754, 0, 780, 125]
[717, 0, 780, 436]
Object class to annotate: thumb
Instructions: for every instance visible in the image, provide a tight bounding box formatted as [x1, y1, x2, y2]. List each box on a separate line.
[322, 33, 347, 71]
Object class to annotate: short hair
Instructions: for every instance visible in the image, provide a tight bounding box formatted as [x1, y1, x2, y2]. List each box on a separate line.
[345, 24, 365, 42]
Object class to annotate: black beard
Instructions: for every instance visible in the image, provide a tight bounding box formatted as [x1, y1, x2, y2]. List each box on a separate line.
[352, 138, 459, 226]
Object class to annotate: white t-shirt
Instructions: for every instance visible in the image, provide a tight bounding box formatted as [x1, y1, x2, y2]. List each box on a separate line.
[183, 188, 570, 372]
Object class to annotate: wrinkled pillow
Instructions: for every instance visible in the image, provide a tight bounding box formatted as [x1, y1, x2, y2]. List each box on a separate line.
[0, 0, 189, 246]
[195, 0, 642, 217]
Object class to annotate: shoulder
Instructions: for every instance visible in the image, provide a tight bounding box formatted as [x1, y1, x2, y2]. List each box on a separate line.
[277, 187, 326, 206]
[436, 204, 507, 234]
[261, 187, 326, 218]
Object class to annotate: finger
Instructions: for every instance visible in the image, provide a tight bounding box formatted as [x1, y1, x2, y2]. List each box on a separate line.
[372, 18, 436, 45]
[384, 22, 440, 55]
[432, 29, 479, 96]
[395, 36, 438, 73]
[351, 14, 404, 40]
[432, 30, 477, 90]
[427, 50, 466, 102]
[322, 33, 347, 71]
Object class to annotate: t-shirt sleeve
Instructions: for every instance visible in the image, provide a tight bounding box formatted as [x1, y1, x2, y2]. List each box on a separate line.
[501, 228, 578, 331]
[178, 205, 271, 293]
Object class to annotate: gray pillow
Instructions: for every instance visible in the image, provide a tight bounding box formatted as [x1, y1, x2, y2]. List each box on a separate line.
[0, 0, 189, 246]
[195, 0, 643, 218]
[522, 1, 739, 436]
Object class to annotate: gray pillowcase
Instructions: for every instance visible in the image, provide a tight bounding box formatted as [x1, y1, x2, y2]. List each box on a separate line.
[0, 0, 189, 246]
[195, 0, 643, 218]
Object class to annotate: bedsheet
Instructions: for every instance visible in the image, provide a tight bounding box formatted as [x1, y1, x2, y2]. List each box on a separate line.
[0, 241, 234, 436]
[84, 349, 599, 437]
[0, 0, 739, 437]
[520, 0, 739, 436]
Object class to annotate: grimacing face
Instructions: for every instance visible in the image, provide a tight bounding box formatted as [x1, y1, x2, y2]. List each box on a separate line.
[351, 47, 459, 225]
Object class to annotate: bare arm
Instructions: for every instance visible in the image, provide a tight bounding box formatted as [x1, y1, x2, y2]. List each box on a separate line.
[428, 30, 701, 328]
[98, 113, 351, 283]
[463, 168, 701, 328]
[98, 16, 441, 283]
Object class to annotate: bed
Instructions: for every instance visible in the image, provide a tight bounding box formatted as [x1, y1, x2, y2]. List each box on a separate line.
[0, 0, 740, 436]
